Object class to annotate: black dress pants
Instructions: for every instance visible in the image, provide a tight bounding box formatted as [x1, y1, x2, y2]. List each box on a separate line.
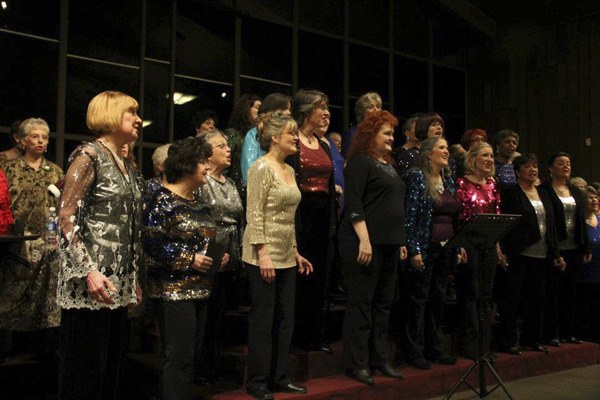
[156, 299, 208, 400]
[58, 307, 129, 400]
[456, 247, 496, 357]
[246, 264, 296, 392]
[544, 249, 581, 340]
[404, 242, 452, 361]
[197, 270, 236, 380]
[340, 242, 398, 369]
[500, 254, 546, 348]
[294, 192, 332, 348]
[576, 281, 600, 341]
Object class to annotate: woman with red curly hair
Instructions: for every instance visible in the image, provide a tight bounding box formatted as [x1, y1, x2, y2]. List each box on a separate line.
[339, 110, 407, 385]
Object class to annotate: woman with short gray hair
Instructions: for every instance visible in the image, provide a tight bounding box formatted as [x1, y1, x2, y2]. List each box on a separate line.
[0, 117, 63, 334]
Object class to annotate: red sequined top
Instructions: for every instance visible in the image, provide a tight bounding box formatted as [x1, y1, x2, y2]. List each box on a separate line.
[298, 141, 333, 194]
[0, 169, 14, 234]
[455, 177, 501, 224]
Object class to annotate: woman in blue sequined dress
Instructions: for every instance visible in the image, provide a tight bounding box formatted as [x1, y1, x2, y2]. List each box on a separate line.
[143, 136, 228, 400]
[403, 137, 460, 369]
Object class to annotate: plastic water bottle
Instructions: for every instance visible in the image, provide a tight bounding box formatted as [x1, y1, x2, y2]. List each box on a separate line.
[44, 207, 58, 248]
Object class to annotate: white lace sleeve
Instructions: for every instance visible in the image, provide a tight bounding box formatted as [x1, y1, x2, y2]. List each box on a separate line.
[58, 145, 98, 280]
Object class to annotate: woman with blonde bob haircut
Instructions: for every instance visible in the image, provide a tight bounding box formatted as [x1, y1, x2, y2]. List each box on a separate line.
[57, 90, 143, 399]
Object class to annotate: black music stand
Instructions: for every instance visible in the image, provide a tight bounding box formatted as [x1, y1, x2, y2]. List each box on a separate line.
[442, 213, 520, 400]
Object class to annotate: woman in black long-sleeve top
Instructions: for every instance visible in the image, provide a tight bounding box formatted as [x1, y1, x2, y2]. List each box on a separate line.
[539, 152, 591, 346]
[339, 110, 407, 386]
[500, 154, 564, 354]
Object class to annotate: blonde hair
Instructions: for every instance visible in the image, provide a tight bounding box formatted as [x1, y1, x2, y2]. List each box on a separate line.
[86, 91, 139, 135]
[418, 137, 449, 202]
[464, 141, 495, 177]
[151, 143, 172, 177]
[257, 111, 297, 151]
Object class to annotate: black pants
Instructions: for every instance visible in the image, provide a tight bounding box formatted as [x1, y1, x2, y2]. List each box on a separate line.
[340, 242, 398, 369]
[155, 299, 208, 400]
[500, 254, 547, 348]
[544, 249, 581, 340]
[456, 247, 496, 357]
[576, 281, 600, 341]
[246, 264, 296, 392]
[404, 243, 452, 361]
[197, 270, 236, 380]
[58, 307, 129, 400]
[294, 192, 332, 348]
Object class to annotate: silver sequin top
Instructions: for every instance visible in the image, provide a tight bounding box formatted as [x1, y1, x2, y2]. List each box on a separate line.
[520, 199, 548, 258]
[198, 175, 244, 271]
[242, 158, 301, 269]
[58, 141, 142, 310]
[558, 195, 578, 250]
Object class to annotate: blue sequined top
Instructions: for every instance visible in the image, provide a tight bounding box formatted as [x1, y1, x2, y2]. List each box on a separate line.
[142, 186, 215, 301]
[404, 168, 456, 262]
[580, 215, 600, 283]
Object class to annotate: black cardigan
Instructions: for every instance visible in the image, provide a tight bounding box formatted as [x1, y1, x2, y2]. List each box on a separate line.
[538, 181, 590, 254]
[285, 137, 338, 239]
[500, 184, 560, 259]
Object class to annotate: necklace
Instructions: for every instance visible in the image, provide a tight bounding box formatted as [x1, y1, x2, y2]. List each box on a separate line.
[554, 184, 569, 196]
[433, 177, 444, 194]
[299, 129, 313, 145]
[98, 139, 126, 172]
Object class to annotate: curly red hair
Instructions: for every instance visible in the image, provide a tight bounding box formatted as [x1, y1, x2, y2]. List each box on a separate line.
[460, 128, 487, 150]
[347, 110, 398, 163]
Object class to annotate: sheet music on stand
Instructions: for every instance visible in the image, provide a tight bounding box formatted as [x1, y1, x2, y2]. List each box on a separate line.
[443, 213, 520, 251]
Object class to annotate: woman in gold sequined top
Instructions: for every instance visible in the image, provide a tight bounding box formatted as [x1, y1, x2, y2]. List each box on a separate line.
[242, 111, 312, 399]
[143, 135, 229, 400]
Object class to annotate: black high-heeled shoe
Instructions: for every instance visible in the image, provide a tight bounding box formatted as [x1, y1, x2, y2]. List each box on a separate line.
[531, 344, 549, 354]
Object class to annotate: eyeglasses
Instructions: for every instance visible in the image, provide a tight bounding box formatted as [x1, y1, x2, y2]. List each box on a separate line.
[212, 143, 228, 149]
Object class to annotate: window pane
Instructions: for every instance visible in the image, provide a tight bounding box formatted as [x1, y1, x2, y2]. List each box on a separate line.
[173, 78, 233, 140]
[433, 65, 465, 116]
[433, 14, 469, 68]
[298, 0, 344, 35]
[142, 61, 170, 143]
[141, 147, 157, 180]
[240, 78, 292, 99]
[66, 59, 139, 135]
[394, 0, 429, 58]
[176, 2, 234, 81]
[69, 0, 142, 65]
[394, 56, 429, 118]
[0, 0, 59, 38]
[350, 0, 388, 46]
[328, 106, 343, 136]
[0, 33, 58, 129]
[242, 18, 292, 83]
[298, 31, 343, 105]
[238, 0, 291, 23]
[63, 139, 91, 170]
[349, 45, 389, 102]
[147, 0, 172, 61]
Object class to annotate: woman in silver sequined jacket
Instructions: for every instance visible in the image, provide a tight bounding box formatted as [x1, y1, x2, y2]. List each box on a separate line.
[57, 91, 143, 399]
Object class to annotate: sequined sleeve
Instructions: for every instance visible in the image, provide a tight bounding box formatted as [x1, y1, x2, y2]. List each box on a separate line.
[142, 190, 195, 271]
[404, 169, 428, 257]
[0, 169, 13, 234]
[245, 158, 273, 245]
[58, 145, 98, 279]
[343, 154, 370, 223]
[455, 177, 501, 224]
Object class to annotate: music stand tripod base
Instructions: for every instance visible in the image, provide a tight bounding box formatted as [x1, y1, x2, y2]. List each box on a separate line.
[442, 213, 520, 400]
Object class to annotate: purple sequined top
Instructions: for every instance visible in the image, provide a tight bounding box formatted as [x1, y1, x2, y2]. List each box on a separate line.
[455, 177, 501, 224]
